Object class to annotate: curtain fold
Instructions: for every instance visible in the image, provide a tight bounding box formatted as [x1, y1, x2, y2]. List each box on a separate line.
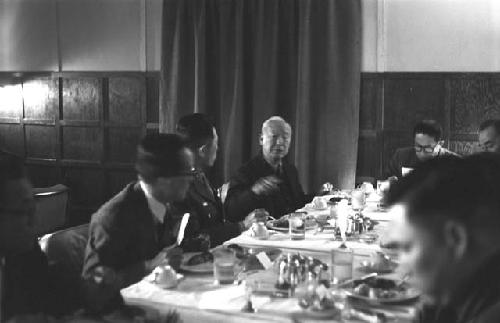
[160, 0, 361, 191]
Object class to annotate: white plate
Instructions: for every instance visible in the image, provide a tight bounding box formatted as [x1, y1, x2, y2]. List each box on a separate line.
[180, 261, 214, 274]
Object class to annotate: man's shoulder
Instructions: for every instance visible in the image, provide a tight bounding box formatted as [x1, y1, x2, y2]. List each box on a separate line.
[90, 181, 145, 227]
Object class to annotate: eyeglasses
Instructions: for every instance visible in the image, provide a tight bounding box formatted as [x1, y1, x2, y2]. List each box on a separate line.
[414, 145, 436, 153]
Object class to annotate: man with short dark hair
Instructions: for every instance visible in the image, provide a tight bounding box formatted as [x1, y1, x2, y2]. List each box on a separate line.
[82, 133, 194, 312]
[225, 116, 307, 221]
[384, 120, 458, 179]
[175, 114, 257, 247]
[0, 156, 50, 320]
[384, 154, 500, 323]
[478, 119, 500, 153]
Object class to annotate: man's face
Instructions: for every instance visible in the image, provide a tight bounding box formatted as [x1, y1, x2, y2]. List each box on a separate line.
[260, 121, 291, 163]
[385, 204, 457, 299]
[0, 178, 36, 255]
[414, 133, 439, 161]
[201, 128, 218, 168]
[151, 148, 194, 203]
[478, 126, 500, 153]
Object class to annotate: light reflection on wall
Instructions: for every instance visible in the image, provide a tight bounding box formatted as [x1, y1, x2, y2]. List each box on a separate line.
[0, 84, 23, 118]
[0, 82, 50, 117]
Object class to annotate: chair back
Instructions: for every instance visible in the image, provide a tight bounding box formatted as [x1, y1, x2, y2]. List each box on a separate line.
[33, 184, 69, 236]
[42, 224, 89, 315]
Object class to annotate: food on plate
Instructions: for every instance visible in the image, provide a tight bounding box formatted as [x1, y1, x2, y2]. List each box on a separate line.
[370, 252, 394, 271]
[185, 252, 214, 266]
[350, 277, 409, 300]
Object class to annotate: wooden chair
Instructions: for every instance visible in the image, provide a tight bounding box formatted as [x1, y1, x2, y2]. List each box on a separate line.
[33, 184, 69, 236]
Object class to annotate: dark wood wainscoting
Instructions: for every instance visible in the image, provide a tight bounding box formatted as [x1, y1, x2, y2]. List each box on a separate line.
[0, 72, 160, 225]
[1, 71, 499, 224]
[357, 72, 500, 181]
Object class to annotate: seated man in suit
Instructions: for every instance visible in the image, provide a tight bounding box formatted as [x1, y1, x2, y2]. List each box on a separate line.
[478, 119, 500, 153]
[175, 114, 257, 247]
[385, 154, 500, 323]
[0, 155, 50, 320]
[384, 120, 458, 179]
[225, 116, 307, 221]
[82, 134, 194, 312]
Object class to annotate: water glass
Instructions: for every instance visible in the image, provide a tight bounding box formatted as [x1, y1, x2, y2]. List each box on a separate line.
[212, 247, 239, 284]
[289, 213, 305, 240]
[331, 246, 353, 284]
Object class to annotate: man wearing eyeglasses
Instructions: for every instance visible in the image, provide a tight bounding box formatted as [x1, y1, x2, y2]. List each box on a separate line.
[384, 120, 459, 180]
[82, 133, 194, 313]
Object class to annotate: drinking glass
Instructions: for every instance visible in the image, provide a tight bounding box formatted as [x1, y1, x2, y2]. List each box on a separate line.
[289, 213, 305, 240]
[331, 246, 353, 284]
[212, 247, 239, 284]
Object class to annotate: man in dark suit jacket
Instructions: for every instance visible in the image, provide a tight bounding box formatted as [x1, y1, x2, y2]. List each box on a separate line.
[175, 114, 257, 247]
[225, 116, 307, 221]
[82, 134, 194, 312]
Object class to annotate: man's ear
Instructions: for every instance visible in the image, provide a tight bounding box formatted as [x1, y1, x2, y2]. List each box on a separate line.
[198, 144, 207, 158]
[443, 220, 468, 260]
[259, 133, 264, 146]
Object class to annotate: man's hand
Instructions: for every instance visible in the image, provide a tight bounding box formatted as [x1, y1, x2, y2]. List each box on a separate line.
[251, 176, 281, 195]
[146, 245, 183, 272]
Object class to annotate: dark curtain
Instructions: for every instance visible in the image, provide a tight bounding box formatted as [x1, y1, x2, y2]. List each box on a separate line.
[160, 0, 361, 191]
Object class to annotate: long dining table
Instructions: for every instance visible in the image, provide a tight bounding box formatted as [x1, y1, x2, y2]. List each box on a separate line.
[121, 195, 419, 322]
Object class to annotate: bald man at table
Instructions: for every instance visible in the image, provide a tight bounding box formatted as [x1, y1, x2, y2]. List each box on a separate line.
[225, 116, 307, 221]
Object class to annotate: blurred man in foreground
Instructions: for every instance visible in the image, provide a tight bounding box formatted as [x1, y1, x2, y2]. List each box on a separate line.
[82, 134, 194, 312]
[225, 116, 307, 221]
[385, 154, 500, 323]
[0, 156, 49, 320]
[176, 113, 257, 247]
[384, 120, 458, 179]
[478, 119, 500, 153]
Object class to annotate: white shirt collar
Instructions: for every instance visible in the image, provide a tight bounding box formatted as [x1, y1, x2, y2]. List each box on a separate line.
[139, 180, 166, 224]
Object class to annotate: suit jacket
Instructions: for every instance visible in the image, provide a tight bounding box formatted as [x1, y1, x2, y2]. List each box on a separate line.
[176, 171, 241, 248]
[82, 182, 181, 288]
[225, 154, 306, 222]
[384, 146, 459, 179]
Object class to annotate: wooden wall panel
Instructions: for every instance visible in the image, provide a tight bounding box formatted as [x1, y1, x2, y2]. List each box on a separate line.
[25, 125, 57, 159]
[0, 124, 24, 156]
[63, 127, 102, 161]
[0, 72, 159, 226]
[23, 78, 58, 121]
[107, 127, 142, 163]
[384, 78, 445, 132]
[109, 77, 144, 124]
[62, 78, 101, 121]
[64, 168, 106, 207]
[449, 76, 500, 134]
[26, 164, 63, 187]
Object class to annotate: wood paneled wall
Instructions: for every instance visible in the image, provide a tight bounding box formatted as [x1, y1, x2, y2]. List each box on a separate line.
[1, 72, 499, 224]
[0, 72, 159, 225]
[357, 72, 500, 180]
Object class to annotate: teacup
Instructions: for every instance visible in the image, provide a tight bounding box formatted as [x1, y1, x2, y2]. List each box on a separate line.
[312, 196, 328, 209]
[250, 222, 269, 239]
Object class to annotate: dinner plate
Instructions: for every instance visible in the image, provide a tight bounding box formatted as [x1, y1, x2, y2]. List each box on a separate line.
[300, 307, 340, 319]
[343, 278, 420, 305]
